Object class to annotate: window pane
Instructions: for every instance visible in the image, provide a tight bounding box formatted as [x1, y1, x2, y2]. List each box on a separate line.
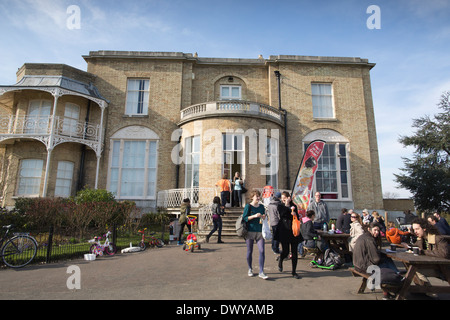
[17, 159, 43, 195]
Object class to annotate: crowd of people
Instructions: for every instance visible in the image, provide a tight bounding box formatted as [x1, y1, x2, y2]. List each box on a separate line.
[177, 176, 449, 299]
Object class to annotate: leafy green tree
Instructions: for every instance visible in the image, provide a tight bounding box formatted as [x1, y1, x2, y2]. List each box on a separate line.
[395, 91, 450, 212]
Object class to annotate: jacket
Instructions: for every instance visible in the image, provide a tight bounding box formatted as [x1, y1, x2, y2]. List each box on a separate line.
[179, 202, 190, 224]
[414, 234, 450, 259]
[353, 232, 380, 273]
[267, 198, 281, 227]
[275, 203, 303, 243]
[386, 227, 409, 244]
[300, 217, 317, 240]
[307, 200, 329, 224]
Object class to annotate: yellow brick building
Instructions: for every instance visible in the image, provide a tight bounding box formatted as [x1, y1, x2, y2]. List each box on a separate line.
[0, 51, 383, 217]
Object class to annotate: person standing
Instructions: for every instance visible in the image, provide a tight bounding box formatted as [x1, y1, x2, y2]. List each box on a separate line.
[349, 212, 364, 252]
[307, 192, 329, 229]
[243, 190, 268, 280]
[277, 191, 303, 279]
[215, 174, 231, 208]
[232, 172, 244, 207]
[267, 191, 282, 254]
[177, 198, 191, 245]
[206, 196, 224, 243]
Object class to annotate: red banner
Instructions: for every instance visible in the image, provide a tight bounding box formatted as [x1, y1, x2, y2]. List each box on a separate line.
[291, 140, 326, 218]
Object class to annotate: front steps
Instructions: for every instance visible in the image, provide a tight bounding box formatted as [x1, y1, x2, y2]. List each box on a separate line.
[198, 207, 244, 241]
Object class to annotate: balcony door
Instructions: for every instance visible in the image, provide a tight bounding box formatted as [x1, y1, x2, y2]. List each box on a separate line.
[26, 100, 51, 134]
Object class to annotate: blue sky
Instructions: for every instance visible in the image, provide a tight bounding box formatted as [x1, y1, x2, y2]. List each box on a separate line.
[1, 0, 449, 198]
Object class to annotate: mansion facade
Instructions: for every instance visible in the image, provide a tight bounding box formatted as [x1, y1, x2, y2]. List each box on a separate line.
[0, 51, 384, 217]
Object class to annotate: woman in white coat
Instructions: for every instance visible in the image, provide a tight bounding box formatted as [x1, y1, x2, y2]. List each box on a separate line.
[349, 210, 364, 252]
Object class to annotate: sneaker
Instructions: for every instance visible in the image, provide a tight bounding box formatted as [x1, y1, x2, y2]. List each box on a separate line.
[258, 272, 269, 280]
[248, 269, 254, 277]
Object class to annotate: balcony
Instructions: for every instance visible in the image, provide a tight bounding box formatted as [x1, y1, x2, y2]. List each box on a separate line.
[179, 100, 285, 126]
[0, 115, 101, 151]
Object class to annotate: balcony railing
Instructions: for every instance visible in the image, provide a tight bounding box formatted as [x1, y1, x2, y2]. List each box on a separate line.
[179, 100, 284, 125]
[0, 115, 101, 142]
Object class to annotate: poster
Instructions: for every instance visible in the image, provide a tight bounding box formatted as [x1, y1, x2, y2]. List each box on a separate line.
[291, 140, 326, 218]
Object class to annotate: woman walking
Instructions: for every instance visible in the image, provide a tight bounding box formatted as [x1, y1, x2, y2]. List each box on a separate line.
[206, 196, 224, 243]
[277, 191, 303, 279]
[243, 190, 268, 280]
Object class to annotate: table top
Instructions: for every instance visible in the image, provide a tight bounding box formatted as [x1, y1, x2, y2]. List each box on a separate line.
[317, 230, 350, 239]
[382, 249, 450, 265]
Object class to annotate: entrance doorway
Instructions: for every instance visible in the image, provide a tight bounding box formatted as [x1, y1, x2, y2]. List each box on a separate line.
[222, 133, 244, 206]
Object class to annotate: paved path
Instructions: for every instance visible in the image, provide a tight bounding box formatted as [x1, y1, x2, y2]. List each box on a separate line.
[0, 239, 447, 301]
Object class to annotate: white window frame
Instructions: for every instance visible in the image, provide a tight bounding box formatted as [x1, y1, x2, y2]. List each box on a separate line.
[311, 83, 335, 119]
[17, 159, 44, 197]
[62, 103, 80, 136]
[108, 139, 158, 200]
[220, 85, 241, 100]
[185, 135, 200, 188]
[222, 133, 244, 180]
[303, 142, 352, 201]
[27, 100, 52, 134]
[125, 79, 150, 115]
[265, 137, 279, 188]
[55, 161, 74, 197]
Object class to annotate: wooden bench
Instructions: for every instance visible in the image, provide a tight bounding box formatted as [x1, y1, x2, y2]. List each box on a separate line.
[349, 267, 401, 295]
[349, 267, 372, 294]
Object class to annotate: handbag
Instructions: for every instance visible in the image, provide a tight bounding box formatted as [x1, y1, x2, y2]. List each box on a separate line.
[292, 207, 301, 237]
[262, 217, 272, 240]
[241, 186, 248, 194]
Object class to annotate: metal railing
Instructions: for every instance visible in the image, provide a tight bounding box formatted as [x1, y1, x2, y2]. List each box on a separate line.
[157, 187, 217, 208]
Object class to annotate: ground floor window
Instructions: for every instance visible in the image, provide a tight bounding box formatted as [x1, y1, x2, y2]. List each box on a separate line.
[109, 139, 158, 199]
[17, 159, 44, 196]
[304, 142, 350, 200]
[55, 161, 74, 197]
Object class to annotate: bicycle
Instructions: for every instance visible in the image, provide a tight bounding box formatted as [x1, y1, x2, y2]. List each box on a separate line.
[182, 215, 201, 252]
[88, 231, 116, 256]
[138, 228, 164, 250]
[0, 224, 38, 268]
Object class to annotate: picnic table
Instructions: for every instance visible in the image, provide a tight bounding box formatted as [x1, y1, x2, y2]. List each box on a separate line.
[317, 230, 351, 258]
[382, 249, 450, 300]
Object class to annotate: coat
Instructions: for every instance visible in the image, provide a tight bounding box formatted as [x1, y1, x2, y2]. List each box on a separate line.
[414, 234, 450, 259]
[275, 203, 303, 243]
[349, 221, 364, 252]
[352, 232, 380, 273]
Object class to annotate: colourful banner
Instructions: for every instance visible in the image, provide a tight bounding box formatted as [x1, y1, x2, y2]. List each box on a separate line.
[291, 140, 326, 218]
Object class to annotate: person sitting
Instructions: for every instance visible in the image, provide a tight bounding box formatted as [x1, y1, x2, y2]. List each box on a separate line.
[336, 208, 351, 234]
[410, 218, 450, 290]
[349, 212, 364, 252]
[353, 222, 403, 300]
[372, 211, 386, 235]
[385, 221, 410, 244]
[301, 210, 319, 250]
[432, 212, 450, 236]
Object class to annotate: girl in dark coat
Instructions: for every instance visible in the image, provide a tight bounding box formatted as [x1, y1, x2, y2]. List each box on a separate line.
[276, 191, 303, 279]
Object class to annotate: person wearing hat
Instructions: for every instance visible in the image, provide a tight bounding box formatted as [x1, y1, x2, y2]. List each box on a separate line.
[267, 191, 282, 254]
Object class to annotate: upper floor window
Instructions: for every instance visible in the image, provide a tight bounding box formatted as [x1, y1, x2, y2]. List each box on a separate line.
[126, 79, 149, 115]
[220, 85, 241, 100]
[27, 100, 51, 134]
[311, 83, 334, 119]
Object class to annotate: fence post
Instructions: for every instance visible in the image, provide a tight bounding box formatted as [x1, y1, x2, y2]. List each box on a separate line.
[46, 225, 54, 264]
[112, 223, 117, 245]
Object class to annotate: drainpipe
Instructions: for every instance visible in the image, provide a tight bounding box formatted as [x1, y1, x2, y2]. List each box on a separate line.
[274, 70, 290, 190]
[77, 100, 91, 192]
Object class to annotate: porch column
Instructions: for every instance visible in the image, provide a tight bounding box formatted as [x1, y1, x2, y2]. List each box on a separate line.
[42, 90, 60, 197]
[94, 103, 106, 189]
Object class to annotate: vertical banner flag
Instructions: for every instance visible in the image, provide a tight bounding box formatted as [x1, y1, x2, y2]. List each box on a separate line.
[291, 140, 326, 218]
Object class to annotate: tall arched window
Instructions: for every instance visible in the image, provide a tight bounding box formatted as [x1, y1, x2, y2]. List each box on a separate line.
[108, 126, 159, 200]
[303, 129, 351, 200]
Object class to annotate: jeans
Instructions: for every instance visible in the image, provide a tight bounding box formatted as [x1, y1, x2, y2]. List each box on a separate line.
[271, 225, 280, 253]
[233, 189, 242, 207]
[220, 191, 230, 207]
[207, 217, 222, 242]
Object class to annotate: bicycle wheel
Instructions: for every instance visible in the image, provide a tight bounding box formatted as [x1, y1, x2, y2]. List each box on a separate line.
[105, 243, 116, 255]
[2, 235, 37, 268]
[155, 239, 164, 248]
[139, 241, 147, 251]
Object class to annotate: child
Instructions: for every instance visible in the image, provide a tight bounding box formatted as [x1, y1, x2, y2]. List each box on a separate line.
[178, 198, 191, 245]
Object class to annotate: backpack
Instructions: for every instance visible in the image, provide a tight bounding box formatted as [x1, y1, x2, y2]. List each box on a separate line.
[236, 214, 248, 238]
[322, 248, 343, 269]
